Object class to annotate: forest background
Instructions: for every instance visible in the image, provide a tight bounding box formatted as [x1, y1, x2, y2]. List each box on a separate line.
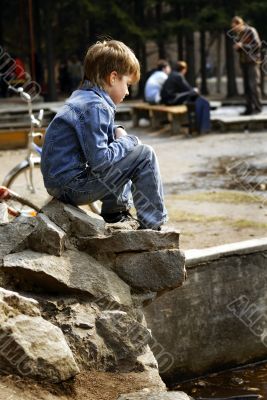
[1, 0, 267, 100]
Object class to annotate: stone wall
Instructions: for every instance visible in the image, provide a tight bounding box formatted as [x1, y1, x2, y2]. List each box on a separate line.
[145, 238, 267, 384]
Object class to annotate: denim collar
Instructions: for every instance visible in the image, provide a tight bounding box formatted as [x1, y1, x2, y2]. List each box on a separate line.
[80, 80, 116, 110]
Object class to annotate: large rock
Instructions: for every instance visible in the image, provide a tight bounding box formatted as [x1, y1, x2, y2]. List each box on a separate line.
[0, 217, 36, 264]
[41, 198, 105, 237]
[39, 297, 117, 371]
[78, 230, 180, 256]
[117, 391, 192, 400]
[0, 287, 79, 382]
[115, 250, 186, 292]
[96, 310, 151, 366]
[3, 249, 132, 308]
[28, 213, 66, 256]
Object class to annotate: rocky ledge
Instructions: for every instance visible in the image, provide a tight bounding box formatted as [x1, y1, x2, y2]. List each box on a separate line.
[0, 199, 187, 399]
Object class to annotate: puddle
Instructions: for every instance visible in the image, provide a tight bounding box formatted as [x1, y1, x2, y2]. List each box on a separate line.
[165, 155, 267, 198]
[172, 361, 267, 399]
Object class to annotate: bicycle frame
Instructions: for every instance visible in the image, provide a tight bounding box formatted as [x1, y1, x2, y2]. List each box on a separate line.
[2, 86, 43, 193]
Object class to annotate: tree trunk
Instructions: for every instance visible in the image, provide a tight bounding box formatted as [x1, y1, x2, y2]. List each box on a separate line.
[177, 31, 184, 61]
[216, 33, 223, 93]
[0, 0, 4, 46]
[134, 0, 146, 98]
[155, 0, 165, 58]
[260, 49, 265, 96]
[185, 31, 195, 86]
[225, 28, 238, 97]
[33, 0, 44, 87]
[200, 30, 208, 95]
[43, 0, 57, 101]
[175, 3, 184, 61]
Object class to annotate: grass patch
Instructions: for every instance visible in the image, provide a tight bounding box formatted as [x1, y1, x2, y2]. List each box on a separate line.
[167, 208, 267, 231]
[165, 190, 264, 204]
[231, 219, 267, 229]
[166, 209, 227, 223]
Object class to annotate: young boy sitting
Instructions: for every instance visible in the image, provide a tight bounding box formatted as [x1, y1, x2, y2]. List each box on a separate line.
[41, 40, 167, 230]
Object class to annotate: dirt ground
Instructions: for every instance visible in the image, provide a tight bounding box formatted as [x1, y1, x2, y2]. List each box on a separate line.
[1, 124, 266, 250]
[0, 370, 166, 400]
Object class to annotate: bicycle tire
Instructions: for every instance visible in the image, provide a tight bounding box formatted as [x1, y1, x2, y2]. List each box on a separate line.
[4, 158, 50, 212]
[4, 159, 101, 215]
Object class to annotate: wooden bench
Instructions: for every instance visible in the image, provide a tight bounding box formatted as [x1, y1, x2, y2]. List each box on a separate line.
[211, 113, 267, 132]
[131, 102, 189, 134]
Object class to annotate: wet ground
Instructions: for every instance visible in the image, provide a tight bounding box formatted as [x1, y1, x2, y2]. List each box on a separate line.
[173, 361, 267, 399]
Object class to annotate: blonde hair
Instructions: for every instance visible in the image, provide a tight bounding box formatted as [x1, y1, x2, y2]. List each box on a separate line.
[231, 16, 244, 26]
[177, 61, 187, 72]
[83, 40, 140, 88]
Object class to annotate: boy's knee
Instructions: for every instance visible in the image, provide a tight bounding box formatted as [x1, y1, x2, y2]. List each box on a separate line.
[137, 143, 154, 158]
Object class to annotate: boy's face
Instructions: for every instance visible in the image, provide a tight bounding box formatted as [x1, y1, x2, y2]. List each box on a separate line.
[105, 72, 132, 104]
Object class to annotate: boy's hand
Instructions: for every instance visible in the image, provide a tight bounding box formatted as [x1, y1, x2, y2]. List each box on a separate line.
[115, 127, 128, 139]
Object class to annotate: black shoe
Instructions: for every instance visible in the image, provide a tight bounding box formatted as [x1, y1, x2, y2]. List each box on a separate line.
[101, 210, 136, 224]
[101, 211, 125, 223]
[137, 223, 161, 231]
[251, 109, 262, 115]
[240, 110, 252, 116]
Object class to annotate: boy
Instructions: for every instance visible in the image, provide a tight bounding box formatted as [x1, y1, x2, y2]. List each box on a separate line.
[41, 40, 167, 230]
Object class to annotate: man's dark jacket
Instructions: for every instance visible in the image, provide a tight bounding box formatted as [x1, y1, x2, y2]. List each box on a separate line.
[160, 71, 196, 105]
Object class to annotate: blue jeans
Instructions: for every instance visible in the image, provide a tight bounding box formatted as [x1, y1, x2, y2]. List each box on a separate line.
[194, 96, 210, 133]
[47, 144, 168, 230]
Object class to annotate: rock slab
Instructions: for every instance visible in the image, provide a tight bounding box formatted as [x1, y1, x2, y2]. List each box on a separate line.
[115, 250, 186, 292]
[0, 287, 79, 382]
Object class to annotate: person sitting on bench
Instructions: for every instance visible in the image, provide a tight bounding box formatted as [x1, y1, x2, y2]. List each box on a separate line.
[161, 61, 210, 134]
[144, 59, 171, 104]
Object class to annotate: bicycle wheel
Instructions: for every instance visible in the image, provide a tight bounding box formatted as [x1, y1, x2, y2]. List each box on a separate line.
[4, 158, 50, 212]
[4, 158, 101, 216]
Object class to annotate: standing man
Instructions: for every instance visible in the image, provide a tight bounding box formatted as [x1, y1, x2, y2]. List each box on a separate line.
[231, 16, 262, 115]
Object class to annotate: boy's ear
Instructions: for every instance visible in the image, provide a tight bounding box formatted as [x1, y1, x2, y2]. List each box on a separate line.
[108, 71, 118, 86]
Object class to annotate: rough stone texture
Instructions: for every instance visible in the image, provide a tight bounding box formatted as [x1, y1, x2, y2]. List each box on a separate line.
[0, 217, 36, 264]
[28, 213, 66, 256]
[0, 199, 187, 390]
[78, 230, 180, 255]
[41, 198, 105, 237]
[145, 250, 267, 383]
[115, 250, 186, 292]
[96, 310, 151, 366]
[136, 346, 159, 371]
[117, 391, 192, 400]
[39, 297, 117, 371]
[0, 288, 79, 382]
[3, 250, 132, 308]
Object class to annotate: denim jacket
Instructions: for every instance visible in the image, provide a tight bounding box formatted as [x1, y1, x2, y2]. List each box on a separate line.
[41, 82, 139, 189]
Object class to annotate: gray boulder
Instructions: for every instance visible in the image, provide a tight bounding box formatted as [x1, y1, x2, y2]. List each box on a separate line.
[78, 230, 180, 257]
[96, 310, 151, 366]
[3, 249, 132, 308]
[28, 213, 66, 256]
[0, 287, 79, 382]
[41, 198, 105, 237]
[0, 217, 36, 264]
[115, 250, 186, 292]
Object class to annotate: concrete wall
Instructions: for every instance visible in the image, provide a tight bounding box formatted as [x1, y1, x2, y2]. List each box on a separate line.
[144, 238, 267, 385]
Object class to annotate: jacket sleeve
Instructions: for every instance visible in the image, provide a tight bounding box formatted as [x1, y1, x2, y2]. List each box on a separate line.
[241, 27, 261, 53]
[80, 104, 139, 172]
